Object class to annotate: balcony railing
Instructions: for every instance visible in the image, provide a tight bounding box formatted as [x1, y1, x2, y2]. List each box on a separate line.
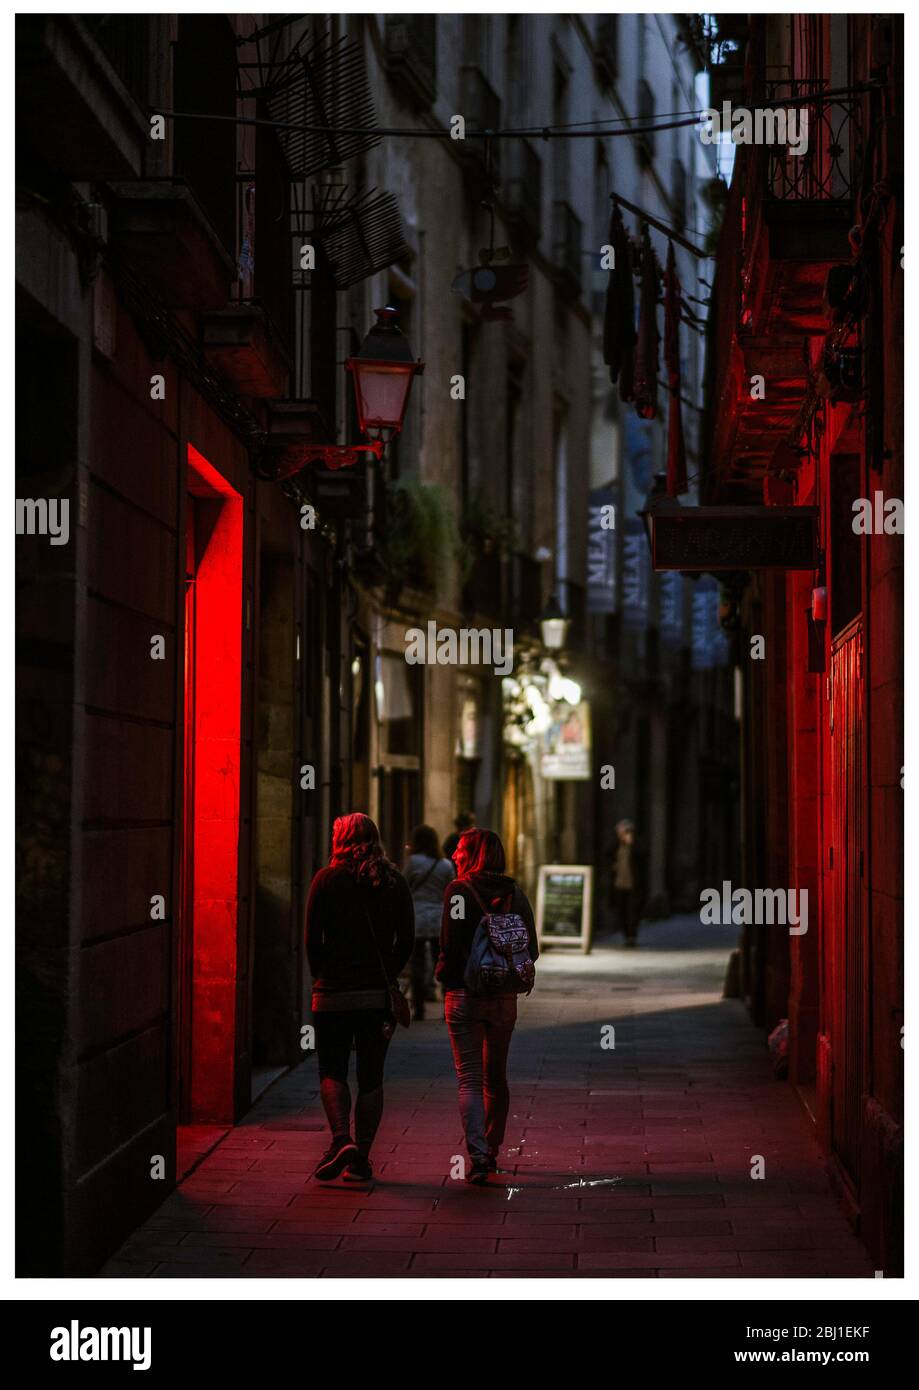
[551, 200, 583, 293]
[460, 65, 501, 178]
[502, 139, 541, 242]
[763, 80, 864, 202]
[385, 16, 437, 109]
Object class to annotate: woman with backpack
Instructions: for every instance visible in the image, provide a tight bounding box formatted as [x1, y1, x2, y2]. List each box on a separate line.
[436, 828, 539, 1184]
[403, 825, 455, 1021]
[306, 813, 415, 1182]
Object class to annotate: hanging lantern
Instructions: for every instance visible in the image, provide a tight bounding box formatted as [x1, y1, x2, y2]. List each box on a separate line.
[539, 593, 569, 652]
[345, 306, 424, 444]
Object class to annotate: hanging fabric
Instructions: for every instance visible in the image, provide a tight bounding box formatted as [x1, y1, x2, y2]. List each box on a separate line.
[663, 240, 688, 496]
[602, 200, 636, 400]
[633, 223, 659, 420]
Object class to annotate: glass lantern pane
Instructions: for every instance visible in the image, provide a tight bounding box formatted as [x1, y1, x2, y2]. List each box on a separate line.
[356, 364, 410, 428]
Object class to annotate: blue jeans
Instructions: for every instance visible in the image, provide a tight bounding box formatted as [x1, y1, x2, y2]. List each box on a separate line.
[444, 990, 517, 1161]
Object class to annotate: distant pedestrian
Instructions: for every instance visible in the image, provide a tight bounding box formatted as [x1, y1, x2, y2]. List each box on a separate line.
[437, 829, 538, 1184]
[306, 813, 414, 1182]
[611, 818, 642, 946]
[443, 810, 476, 863]
[404, 825, 455, 1020]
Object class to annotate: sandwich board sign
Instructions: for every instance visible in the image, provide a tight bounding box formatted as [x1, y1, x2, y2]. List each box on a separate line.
[536, 864, 593, 953]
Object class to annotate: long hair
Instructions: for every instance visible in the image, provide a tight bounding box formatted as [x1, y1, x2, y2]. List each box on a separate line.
[409, 824, 440, 860]
[454, 828, 506, 879]
[330, 813, 398, 889]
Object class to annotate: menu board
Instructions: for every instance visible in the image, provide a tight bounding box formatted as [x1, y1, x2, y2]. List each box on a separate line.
[536, 865, 594, 953]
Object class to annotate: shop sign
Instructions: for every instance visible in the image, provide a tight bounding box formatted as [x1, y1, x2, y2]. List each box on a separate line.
[651, 506, 819, 571]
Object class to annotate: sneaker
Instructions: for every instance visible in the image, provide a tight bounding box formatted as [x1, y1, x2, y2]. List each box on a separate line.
[343, 1155, 374, 1182]
[485, 1154, 498, 1173]
[313, 1137, 359, 1182]
[466, 1160, 490, 1186]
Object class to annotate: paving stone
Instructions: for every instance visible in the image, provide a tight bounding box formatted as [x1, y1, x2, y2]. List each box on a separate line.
[101, 917, 872, 1282]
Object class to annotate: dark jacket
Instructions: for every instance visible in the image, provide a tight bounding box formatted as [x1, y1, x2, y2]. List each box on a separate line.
[435, 869, 539, 991]
[306, 864, 415, 997]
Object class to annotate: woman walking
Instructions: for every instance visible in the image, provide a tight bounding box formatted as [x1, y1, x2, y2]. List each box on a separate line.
[404, 825, 455, 1020]
[306, 813, 414, 1182]
[436, 829, 539, 1184]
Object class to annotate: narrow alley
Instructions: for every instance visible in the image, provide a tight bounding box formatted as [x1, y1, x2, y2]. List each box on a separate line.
[101, 917, 874, 1280]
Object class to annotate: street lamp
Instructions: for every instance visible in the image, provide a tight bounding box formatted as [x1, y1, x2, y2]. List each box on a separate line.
[267, 306, 424, 476]
[346, 306, 425, 447]
[539, 593, 569, 652]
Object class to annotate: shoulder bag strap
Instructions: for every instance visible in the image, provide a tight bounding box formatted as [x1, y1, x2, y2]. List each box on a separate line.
[463, 879, 488, 916]
[411, 857, 439, 893]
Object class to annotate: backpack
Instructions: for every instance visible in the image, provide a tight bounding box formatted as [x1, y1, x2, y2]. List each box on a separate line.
[462, 882, 536, 997]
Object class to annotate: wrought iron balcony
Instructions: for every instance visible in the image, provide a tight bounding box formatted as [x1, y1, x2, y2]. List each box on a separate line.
[551, 200, 583, 294]
[704, 78, 870, 501]
[385, 16, 437, 109]
[763, 80, 863, 203]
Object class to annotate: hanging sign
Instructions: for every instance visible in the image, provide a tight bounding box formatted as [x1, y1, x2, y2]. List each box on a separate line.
[541, 700, 591, 781]
[651, 506, 819, 571]
[621, 518, 650, 628]
[536, 864, 594, 953]
[587, 483, 617, 613]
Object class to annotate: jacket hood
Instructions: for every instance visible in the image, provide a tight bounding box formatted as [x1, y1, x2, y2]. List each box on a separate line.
[462, 869, 517, 893]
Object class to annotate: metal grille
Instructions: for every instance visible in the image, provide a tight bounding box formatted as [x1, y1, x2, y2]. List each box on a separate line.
[764, 79, 863, 201]
[265, 33, 381, 179]
[296, 187, 410, 291]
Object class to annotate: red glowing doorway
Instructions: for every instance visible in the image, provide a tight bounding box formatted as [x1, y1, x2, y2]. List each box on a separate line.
[178, 444, 243, 1124]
